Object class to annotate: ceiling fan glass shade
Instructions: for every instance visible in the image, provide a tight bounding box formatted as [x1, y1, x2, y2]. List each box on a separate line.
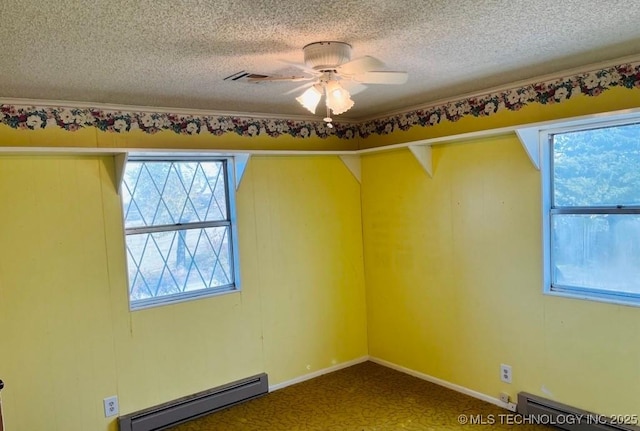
[296, 85, 322, 114]
[325, 81, 354, 115]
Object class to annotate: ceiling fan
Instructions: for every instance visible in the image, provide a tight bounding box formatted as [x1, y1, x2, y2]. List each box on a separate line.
[246, 41, 408, 125]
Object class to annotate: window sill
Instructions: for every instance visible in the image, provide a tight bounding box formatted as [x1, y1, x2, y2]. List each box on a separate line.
[544, 287, 640, 308]
[130, 286, 240, 311]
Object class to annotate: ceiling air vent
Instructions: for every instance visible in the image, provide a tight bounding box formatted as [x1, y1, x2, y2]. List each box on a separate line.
[224, 71, 269, 82]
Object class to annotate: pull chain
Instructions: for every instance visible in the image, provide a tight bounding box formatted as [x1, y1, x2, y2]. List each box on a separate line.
[323, 106, 333, 129]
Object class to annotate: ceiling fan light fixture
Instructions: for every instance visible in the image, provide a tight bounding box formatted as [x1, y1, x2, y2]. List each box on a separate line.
[325, 81, 354, 115]
[239, 40, 408, 120]
[296, 85, 323, 114]
[328, 97, 354, 115]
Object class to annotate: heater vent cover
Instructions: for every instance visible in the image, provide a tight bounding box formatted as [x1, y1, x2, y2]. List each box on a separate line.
[119, 373, 268, 431]
[518, 392, 640, 431]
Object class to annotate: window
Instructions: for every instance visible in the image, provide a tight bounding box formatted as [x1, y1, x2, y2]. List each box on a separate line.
[121, 157, 239, 310]
[543, 121, 640, 306]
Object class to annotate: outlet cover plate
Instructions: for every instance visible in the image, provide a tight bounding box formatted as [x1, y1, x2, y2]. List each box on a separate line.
[103, 396, 119, 418]
[500, 364, 512, 383]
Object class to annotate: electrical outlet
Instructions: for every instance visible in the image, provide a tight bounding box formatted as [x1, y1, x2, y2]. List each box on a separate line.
[500, 364, 512, 383]
[499, 392, 510, 403]
[103, 396, 119, 418]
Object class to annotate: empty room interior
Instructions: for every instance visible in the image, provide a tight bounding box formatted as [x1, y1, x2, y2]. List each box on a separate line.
[1, 1, 640, 430]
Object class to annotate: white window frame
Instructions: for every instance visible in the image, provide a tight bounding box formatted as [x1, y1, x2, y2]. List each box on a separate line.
[121, 154, 241, 310]
[541, 116, 640, 307]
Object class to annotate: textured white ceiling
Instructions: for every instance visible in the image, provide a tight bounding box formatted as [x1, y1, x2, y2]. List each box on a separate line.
[1, 0, 640, 120]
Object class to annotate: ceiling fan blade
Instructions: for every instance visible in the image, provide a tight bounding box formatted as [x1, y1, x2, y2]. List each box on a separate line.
[340, 80, 368, 96]
[247, 75, 314, 83]
[278, 59, 320, 75]
[337, 56, 386, 75]
[353, 71, 408, 85]
[284, 81, 315, 95]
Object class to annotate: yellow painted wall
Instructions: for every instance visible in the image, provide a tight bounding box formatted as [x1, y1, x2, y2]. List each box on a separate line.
[361, 137, 640, 416]
[244, 157, 368, 382]
[0, 157, 120, 430]
[0, 155, 367, 430]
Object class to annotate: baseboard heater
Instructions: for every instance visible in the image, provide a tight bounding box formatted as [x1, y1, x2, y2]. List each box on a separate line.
[118, 373, 268, 431]
[518, 392, 640, 431]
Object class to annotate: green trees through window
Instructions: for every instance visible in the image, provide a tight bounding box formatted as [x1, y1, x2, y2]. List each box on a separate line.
[550, 123, 640, 301]
[553, 123, 640, 207]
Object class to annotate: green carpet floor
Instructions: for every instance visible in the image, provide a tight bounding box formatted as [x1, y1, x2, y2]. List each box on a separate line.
[169, 361, 550, 430]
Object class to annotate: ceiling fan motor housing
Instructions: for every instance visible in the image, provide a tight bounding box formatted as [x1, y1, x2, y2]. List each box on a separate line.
[303, 41, 352, 70]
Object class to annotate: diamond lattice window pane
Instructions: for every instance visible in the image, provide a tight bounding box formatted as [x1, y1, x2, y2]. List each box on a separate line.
[122, 163, 145, 227]
[164, 162, 195, 223]
[130, 272, 153, 301]
[191, 226, 232, 288]
[122, 159, 235, 306]
[123, 163, 165, 227]
[125, 227, 232, 300]
[123, 161, 228, 228]
[189, 162, 227, 222]
[211, 166, 228, 219]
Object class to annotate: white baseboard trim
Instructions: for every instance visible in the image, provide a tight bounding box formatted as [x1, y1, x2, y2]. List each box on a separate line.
[268, 355, 370, 392]
[369, 357, 516, 412]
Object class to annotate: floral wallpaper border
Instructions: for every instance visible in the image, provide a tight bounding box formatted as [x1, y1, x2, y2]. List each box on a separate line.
[0, 105, 358, 140]
[1, 61, 639, 141]
[358, 61, 640, 138]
